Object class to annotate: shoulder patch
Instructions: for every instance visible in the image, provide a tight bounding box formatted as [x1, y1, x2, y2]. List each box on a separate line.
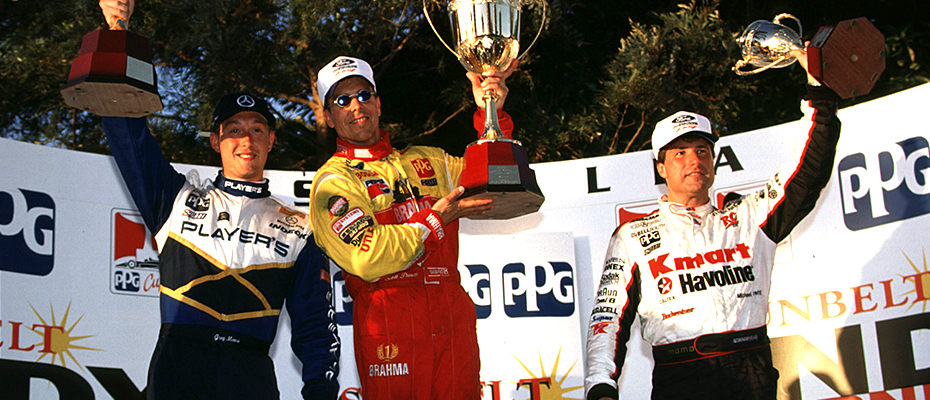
[328, 196, 350, 218]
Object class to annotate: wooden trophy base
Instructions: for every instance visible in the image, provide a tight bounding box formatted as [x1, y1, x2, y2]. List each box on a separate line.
[60, 29, 162, 117]
[459, 138, 545, 220]
[807, 17, 886, 99]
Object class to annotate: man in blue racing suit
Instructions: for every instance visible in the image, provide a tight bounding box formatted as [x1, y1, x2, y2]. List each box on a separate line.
[101, 90, 340, 399]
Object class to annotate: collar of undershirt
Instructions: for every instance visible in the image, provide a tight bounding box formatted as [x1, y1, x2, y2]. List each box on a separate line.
[213, 172, 271, 198]
[333, 129, 393, 161]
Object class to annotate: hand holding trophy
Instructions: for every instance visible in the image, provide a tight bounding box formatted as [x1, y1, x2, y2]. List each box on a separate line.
[424, 0, 546, 220]
[733, 14, 885, 99]
[60, 0, 162, 117]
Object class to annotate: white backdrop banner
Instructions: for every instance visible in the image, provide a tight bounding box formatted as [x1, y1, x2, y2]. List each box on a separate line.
[2, 84, 929, 400]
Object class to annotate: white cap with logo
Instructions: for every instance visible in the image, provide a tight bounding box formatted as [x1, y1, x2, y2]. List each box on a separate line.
[651, 111, 718, 159]
[316, 56, 378, 101]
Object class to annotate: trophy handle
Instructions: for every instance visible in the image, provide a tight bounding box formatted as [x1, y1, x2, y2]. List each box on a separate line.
[733, 55, 792, 76]
[516, 0, 546, 61]
[773, 13, 803, 38]
[422, 0, 548, 63]
[423, 1, 459, 58]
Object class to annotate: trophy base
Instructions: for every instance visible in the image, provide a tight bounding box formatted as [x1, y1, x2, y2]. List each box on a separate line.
[459, 138, 545, 220]
[60, 29, 163, 117]
[61, 77, 162, 117]
[461, 185, 545, 220]
[808, 17, 885, 99]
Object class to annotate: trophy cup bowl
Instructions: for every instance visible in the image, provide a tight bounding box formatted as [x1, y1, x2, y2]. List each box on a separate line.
[425, 0, 546, 220]
[449, 0, 522, 74]
[733, 13, 804, 76]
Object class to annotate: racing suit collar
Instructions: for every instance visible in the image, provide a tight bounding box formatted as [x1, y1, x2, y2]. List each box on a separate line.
[213, 171, 271, 198]
[659, 195, 714, 225]
[334, 129, 393, 161]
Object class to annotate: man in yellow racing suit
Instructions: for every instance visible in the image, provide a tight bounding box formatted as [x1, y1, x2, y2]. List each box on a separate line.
[309, 56, 516, 399]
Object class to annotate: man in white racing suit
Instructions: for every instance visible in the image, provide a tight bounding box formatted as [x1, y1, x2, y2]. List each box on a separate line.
[584, 50, 841, 400]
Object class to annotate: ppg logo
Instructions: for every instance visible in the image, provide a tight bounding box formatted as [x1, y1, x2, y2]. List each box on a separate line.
[838, 136, 930, 230]
[502, 262, 575, 317]
[332, 269, 353, 326]
[114, 270, 141, 292]
[0, 187, 55, 275]
[462, 264, 492, 319]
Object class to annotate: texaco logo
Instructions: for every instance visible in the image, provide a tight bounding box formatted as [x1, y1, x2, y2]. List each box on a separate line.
[658, 276, 673, 295]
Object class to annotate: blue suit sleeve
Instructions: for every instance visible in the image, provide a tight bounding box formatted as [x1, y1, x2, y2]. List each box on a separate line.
[287, 237, 341, 399]
[101, 117, 186, 234]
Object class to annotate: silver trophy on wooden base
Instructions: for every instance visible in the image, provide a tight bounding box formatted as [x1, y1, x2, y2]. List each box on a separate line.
[424, 0, 546, 220]
[733, 14, 885, 99]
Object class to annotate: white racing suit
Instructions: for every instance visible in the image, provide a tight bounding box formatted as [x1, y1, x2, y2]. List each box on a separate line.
[585, 85, 841, 400]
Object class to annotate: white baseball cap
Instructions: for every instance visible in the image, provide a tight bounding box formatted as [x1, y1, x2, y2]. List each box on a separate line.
[651, 111, 718, 159]
[316, 56, 377, 101]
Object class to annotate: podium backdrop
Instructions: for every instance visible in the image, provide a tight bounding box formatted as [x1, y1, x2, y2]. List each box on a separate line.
[2, 84, 929, 399]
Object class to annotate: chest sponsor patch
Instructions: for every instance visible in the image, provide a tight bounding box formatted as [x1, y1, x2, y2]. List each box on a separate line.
[365, 178, 392, 200]
[184, 191, 211, 211]
[410, 158, 436, 178]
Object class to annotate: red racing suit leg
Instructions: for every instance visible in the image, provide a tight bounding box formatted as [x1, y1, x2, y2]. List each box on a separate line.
[349, 267, 480, 400]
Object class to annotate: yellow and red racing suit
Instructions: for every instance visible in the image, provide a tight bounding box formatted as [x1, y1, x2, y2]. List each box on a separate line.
[310, 110, 511, 399]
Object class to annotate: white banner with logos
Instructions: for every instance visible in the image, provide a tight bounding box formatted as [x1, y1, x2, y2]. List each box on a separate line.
[2, 84, 929, 400]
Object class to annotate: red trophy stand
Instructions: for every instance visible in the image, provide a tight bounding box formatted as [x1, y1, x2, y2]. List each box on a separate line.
[458, 105, 544, 220]
[807, 17, 886, 99]
[60, 27, 162, 117]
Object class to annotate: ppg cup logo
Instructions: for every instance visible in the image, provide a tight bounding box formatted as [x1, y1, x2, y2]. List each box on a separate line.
[838, 136, 930, 230]
[0, 187, 55, 275]
[111, 209, 160, 296]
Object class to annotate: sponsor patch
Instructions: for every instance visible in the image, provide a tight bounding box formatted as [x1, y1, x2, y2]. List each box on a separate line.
[278, 206, 305, 219]
[328, 196, 349, 217]
[411, 159, 436, 178]
[338, 216, 373, 244]
[354, 170, 379, 180]
[332, 207, 364, 235]
[639, 230, 660, 247]
[679, 265, 755, 294]
[658, 276, 673, 295]
[184, 192, 210, 211]
[365, 178, 392, 200]
[661, 307, 695, 320]
[420, 178, 438, 186]
[590, 321, 611, 335]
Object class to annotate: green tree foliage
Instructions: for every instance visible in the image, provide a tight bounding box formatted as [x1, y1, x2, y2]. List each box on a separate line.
[1, 0, 927, 169]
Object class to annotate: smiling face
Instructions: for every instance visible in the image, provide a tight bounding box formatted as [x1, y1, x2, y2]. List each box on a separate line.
[656, 135, 716, 207]
[210, 111, 275, 182]
[323, 76, 381, 146]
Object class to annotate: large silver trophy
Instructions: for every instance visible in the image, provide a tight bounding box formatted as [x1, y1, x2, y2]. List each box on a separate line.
[424, 0, 546, 220]
[734, 14, 885, 99]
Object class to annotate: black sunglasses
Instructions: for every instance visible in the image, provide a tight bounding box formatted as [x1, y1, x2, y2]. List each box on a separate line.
[332, 90, 376, 108]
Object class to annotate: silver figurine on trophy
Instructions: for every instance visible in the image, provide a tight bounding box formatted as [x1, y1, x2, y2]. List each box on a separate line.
[734, 14, 885, 99]
[424, 0, 546, 220]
